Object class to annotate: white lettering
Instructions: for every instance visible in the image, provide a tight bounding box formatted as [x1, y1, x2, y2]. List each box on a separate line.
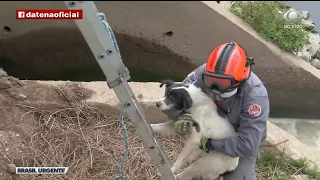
[21, 10, 81, 19]
[283, 24, 303, 29]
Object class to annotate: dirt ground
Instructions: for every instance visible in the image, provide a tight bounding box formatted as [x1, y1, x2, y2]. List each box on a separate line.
[0, 69, 188, 180]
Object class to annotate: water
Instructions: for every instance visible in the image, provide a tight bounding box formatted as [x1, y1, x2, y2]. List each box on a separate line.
[285, 1, 320, 32]
[270, 118, 320, 148]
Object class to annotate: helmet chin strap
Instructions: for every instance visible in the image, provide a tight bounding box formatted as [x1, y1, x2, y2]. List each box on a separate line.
[210, 87, 239, 101]
[220, 88, 238, 98]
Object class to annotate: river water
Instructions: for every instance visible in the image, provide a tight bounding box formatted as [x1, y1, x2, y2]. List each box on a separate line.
[270, 118, 320, 148]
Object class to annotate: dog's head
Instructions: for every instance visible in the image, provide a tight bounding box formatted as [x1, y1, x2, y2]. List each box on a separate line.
[155, 79, 193, 111]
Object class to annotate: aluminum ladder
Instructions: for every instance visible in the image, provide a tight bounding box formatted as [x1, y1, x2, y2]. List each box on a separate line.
[63, 1, 176, 180]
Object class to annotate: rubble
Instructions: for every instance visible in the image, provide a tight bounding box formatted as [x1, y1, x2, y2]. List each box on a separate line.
[0, 68, 8, 77]
[293, 174, 309, 180]
[0, 68, 27, 99]
[311, 58, 320, 69]
[287, 10, 320, 69]
[0, 77, 12, 89]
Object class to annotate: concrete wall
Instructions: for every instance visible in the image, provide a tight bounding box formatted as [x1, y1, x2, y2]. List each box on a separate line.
[0, 1, 320, 118]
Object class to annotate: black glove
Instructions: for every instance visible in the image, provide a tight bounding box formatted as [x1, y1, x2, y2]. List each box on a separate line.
[199, 137, 214, 153]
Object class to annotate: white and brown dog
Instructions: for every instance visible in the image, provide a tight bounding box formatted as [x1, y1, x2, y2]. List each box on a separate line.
[151, 79, 239, 180]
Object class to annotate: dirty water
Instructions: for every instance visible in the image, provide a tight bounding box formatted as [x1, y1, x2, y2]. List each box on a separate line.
[270, 118, 320, 148]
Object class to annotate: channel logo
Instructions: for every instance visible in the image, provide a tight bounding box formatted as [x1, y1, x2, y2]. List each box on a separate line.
[282, 9, 303, 22]
[16, 10, 83, 20]
[17, 11, 25, 19]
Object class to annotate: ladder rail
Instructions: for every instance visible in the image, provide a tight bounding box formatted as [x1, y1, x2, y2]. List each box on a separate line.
[64, 1, 175, 180]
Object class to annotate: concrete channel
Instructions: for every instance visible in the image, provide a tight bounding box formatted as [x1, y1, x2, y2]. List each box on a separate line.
[0, 1, 319, 164]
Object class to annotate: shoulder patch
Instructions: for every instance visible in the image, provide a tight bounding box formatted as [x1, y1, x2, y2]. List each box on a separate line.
[248, 104, 261, 116]
[183, 72, 197, 85]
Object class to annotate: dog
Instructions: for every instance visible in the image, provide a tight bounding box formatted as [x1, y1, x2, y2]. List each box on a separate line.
[151, 79, 239, 180]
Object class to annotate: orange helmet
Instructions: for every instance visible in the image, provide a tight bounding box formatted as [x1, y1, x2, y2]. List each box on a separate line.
[202, 41, 254, 93]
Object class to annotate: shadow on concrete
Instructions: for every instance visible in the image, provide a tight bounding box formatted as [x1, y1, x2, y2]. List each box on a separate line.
[0, 26, 196, 82]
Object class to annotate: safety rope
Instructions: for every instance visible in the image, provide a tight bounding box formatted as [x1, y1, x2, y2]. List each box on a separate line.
[97, 12, 128, 180]
[114, 103, 130, 180]
[97, 12, 121, 56]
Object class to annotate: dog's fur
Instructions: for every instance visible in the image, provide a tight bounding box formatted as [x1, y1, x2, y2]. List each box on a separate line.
[151, 80, 239, 180]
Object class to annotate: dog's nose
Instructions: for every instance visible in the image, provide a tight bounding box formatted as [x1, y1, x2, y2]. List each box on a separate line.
[155, 102, 161, 108]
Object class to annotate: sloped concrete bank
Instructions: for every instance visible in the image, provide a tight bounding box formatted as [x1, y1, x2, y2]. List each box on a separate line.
[35, 80, 320, 170]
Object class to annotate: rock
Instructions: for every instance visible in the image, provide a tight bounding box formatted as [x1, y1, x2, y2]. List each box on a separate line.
[301, 11, 310, 20]
[297, 49, 312, 62]
[0, 77, 12, 89]
[0, 68, 8, 78]
[304, 45, 318, 59]
[15, 93, 27, 100]
[314, 50, 320, 59]
[6, 89, 27, 100]
[18, 80, 25, 86]
[293, 174, 309, 180]
[299, 33, 320, 60]
[301, 19, 316, 30]
[308, 33, 320, 43]
[311, 59, 320, 69]
[7, 76, 24, 87]
[304, 42, 320, 59]
[308, 33, 320, 59]
[5, 163, 16, 174]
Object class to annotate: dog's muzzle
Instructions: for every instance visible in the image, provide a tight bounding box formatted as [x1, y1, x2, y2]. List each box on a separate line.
[155, 101, 161, 108]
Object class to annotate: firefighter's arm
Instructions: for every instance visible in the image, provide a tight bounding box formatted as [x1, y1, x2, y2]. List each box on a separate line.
[181, 64, 206, 85]
[208, 94, 270, 158]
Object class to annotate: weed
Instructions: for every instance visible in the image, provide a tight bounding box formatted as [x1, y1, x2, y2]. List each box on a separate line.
[256, 152, 320, 180]
[230, 1, 309, 53]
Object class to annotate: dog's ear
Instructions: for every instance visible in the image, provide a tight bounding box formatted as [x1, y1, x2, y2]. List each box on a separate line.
[160, 79, 175, 88]
[180, 90, 192, 110]
[182, 96, 192, 110]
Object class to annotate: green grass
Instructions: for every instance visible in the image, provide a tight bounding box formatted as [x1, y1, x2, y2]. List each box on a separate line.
[230, 1, 309, 53]
[256, 152, 320, 180]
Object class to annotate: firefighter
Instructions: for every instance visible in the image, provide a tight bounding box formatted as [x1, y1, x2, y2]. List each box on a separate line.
[175, 41, 270, 180]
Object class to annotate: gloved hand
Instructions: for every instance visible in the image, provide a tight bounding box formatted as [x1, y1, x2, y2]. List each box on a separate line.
[200, 137, 213, 153]
[174, 113, 196, 133]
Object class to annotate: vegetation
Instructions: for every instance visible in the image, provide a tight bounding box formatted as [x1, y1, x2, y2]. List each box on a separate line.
[256, 152, 320, 180]
[230, 1, 309, 53]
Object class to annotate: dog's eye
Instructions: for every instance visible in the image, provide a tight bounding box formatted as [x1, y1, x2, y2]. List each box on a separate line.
[169, 96, 175, 101]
